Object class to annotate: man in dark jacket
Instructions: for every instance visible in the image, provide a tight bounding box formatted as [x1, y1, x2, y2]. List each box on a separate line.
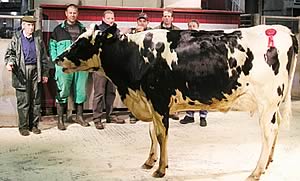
[92, 10, 125, 130]
[154, 8, 180, 30]
[49, 4, 90, 130]
[4, 16, 50, 136]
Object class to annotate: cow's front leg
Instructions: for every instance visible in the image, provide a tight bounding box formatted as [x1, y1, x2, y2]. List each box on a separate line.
[142, 122, 158, 169]
[151, 112, 169, 178]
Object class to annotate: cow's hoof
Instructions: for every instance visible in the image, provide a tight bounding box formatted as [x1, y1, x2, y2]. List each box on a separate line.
[141, 163, 153, 169]
[152, 170, 165, 178]
[246, 175, 260, 181]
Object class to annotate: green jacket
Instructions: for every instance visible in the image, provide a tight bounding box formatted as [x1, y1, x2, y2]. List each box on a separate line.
[4, 30, 50, 90]
[49, 20, 85, 61]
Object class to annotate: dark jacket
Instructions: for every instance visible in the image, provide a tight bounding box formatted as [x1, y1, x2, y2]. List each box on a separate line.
[154, 22, 180, 30]
[4, 30, 50, 90]
[96, 21, 120, 35]
[49, 20, 85, 61]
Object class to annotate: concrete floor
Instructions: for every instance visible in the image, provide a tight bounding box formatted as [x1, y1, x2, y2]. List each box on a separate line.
[0, 101, 300, 181]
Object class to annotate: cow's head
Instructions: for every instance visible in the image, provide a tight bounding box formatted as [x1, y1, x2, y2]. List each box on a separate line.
[55, 24, 119, 74]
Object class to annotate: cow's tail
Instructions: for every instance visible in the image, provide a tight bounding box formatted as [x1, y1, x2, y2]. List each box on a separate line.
[280, 34, 298, 128]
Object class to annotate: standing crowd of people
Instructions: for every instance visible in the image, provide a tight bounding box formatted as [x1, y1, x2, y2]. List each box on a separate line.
[4, 4, 207, 136]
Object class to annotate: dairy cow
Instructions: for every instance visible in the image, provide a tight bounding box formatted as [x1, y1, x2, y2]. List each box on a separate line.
[56, 24, 298, 180]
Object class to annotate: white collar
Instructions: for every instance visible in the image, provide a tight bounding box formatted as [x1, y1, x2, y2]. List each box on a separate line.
[22, 30, 33, 38]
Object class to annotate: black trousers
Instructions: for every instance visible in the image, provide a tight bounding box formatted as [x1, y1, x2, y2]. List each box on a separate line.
[15, 65, 41, 130]
[92, 72, 116, 121]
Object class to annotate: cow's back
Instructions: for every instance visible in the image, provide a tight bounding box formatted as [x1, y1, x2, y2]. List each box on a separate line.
[139, 25, 298, 113]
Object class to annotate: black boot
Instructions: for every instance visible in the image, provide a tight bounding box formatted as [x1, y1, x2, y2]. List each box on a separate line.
[179, 115, 195, 124]
[57, 103, 66, 130]
[75, 103, 90, 127]
[66, 109, 73, 123]
[200, 117, 207, 127]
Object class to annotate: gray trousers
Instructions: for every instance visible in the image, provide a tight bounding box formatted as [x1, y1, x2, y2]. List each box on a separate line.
[15, 65, 41, 130]
[92, 73, 116, 121]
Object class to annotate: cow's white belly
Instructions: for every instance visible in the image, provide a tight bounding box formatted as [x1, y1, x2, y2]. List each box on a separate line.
[169, 89, 256, 114]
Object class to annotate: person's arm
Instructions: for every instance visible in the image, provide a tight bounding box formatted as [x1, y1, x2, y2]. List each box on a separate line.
[40, 38, 51, 83]
[49, 31, 58, 61]
[4, 35, 17, 71]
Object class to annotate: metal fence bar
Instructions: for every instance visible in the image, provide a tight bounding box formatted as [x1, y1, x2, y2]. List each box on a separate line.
[262, 15, 300, 20]
[0, 15, 23, 19]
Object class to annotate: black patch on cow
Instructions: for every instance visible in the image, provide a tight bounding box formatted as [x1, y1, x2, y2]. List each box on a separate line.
[57, 35, 101, 66]
[166, 30, 182, 50]
[286, 35, 298, 74]
[241, 48, 254, 76]
[287, 46, 293, 74]
[237, 44, 245, 52]
[220, 31, 243, 54]
[229, 57, 237, 68]
[271, 112, 276, 124]
[155, 42, 165, 55]
[162, 113, 170, 134]
[142, 32, 155, 63]
[165, 30, 244, 104]
[264, 47, 280, 75]
[188, 101, 195, 105]
[277, 84, 284, 97]
[92, 67, 100, 71]
[236, 66, 242, 74]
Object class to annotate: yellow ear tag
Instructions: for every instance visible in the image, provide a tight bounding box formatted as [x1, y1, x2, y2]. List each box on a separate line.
[107, 33, 113, 39]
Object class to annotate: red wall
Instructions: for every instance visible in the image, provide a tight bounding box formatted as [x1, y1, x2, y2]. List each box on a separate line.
[41, 4, 240, 22]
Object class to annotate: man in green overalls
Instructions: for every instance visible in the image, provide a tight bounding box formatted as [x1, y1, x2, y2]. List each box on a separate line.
[49, 4, 90, 130]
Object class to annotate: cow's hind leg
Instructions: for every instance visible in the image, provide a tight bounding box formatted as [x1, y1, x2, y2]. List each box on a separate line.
[151, 112, 169, 178]
[142, 122, 158, 169]
[265, 133, 278, 170]
[247, 109, 279, 181]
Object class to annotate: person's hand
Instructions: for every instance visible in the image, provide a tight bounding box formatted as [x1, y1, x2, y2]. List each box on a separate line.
[119, 27, 131, 34]
[42, 77, 48, 83]
[6, 63, 13, 71]
[135, 26, 144, 32]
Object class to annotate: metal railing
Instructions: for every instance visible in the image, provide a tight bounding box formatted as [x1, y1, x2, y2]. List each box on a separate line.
[295, 0, 300, 4]
[240, 14, 300, 31]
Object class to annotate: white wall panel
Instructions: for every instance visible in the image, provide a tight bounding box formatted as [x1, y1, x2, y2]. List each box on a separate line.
[164, 0, 201, 9]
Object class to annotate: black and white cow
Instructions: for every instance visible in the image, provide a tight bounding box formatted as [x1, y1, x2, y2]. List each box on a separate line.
[56, 24, 298, 180]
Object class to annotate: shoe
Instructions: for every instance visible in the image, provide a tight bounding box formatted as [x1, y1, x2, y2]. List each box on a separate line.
[31, 127, 41, 134]
[66, 115, 74, 123]
[179, 116, 195, 124]
[19, 129, 30, 136]
[66, 109, 73, 123]
[95, 121, 104, 130]
[57, 103, 66, 130]
[107, 116, 125, 124]
[200, 118, 207, 127]
[57, 122, 66, 130]
[170, 113, 180, 120]
[75, 103, 90, 127]
[130, 117, 139, 124]
[75, 116, 90, 127]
